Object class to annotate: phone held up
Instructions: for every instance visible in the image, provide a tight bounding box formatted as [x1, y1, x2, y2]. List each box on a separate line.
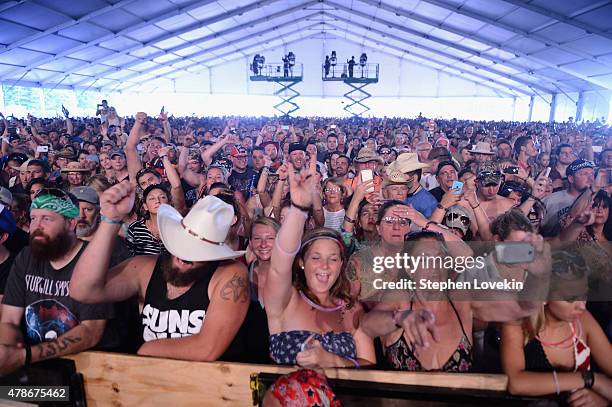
[495, 242, 535, 264]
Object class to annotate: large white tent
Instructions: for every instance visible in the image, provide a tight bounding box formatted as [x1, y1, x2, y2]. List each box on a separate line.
[1, 0, 611, 120]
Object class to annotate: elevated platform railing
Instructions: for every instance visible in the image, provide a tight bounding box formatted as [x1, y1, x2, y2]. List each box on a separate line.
[322, 62, 379, 82]
[15, 351, 555, 406]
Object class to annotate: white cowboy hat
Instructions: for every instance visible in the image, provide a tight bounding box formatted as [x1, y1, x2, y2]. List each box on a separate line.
[469, 141, 495, 155]
[387, 153, 429, 174]
[157, 195, 245, 262]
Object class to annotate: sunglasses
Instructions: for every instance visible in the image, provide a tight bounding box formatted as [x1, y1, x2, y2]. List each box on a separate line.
[445, 213, 470, 225]
[35, 188, 76, 205]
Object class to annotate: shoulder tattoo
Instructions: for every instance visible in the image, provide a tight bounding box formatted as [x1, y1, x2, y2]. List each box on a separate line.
[219, 273, 249, 303]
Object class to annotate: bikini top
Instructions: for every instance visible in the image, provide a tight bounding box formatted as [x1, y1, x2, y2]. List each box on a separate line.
[269, 330, 357, 365]
[524, 320, 591, 372]
[385, 299, 473, 372]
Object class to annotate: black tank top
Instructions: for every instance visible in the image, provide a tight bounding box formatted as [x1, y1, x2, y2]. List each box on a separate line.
[138, 256, 246, 361]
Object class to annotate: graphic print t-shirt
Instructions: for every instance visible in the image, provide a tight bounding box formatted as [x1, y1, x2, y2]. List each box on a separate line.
[1, 245, 114, 345]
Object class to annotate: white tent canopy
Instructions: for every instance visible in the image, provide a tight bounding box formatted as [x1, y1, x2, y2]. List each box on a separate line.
[1, 0, 611, 120]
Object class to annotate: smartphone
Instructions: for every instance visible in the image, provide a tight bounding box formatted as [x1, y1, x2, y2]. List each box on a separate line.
[360, 169, 374, 193]
[36, 145, 49, 153]
[544, 167, 551, 178]
[281, 125, 289, 131]
[503, 166, 519, 175]
[592, 146, 602, 153]
[495, 242, 535, 264]
[267, 125, 276, 132]
[330, 124, 337, 129]
[451, 180, 463, 195]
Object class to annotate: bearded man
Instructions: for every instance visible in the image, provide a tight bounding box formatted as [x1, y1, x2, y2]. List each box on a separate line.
[0, 188, 112, 376]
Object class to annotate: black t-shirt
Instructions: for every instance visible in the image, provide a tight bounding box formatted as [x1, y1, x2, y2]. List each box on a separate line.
[5, 228, 29, 255]
[430, 186, 445, 202]
[228, 168, 258, 199]
[181, 179, 198, 208]
[2, 243, 114, 345]
[0, 252, 16, 295]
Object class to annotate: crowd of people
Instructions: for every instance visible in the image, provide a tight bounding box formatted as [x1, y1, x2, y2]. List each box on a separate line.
[0, 104, 610, 406]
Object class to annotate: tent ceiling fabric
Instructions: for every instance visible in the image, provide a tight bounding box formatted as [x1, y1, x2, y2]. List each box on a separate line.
[1, 0, 611, 96]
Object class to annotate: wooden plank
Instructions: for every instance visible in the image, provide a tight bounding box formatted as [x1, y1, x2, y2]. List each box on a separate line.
[66, 352, 508, 406]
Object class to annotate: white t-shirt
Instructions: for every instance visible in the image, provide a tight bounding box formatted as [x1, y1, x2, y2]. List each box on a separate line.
[323, 207, 345, 232]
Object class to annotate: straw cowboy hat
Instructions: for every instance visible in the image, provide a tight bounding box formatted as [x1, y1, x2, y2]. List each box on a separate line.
[387, 153, 429, 174]
[157, 195, 245, 262]
[469, 141, 495, 155]
[354, 148, 383, 164]
[381, 169, 410, 188]
[61, 161, 90, 173]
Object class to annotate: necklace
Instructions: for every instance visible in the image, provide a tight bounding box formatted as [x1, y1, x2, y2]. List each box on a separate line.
[299, 290, 345, 312]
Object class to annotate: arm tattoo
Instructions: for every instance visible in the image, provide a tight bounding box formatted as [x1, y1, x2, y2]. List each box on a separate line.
[220, 273, 249, 303]
[38, 335, 82, 360]
[346, 258, 358, 282]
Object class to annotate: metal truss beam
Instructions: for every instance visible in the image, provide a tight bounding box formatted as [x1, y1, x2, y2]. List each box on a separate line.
[348, 0, 609, 90]
[116, 25, 320, 93]
[329, 1, 565, 92]
[65, 1, 317, 87]
[0, 0, 223, 81]
[328, 14, 537, 95]
[97, 16, 322, 90]
[337, 29, 524, 97]
[417, 0, 607, 67]
[500, 0, 612, 42]
[0, 0, 139, 56]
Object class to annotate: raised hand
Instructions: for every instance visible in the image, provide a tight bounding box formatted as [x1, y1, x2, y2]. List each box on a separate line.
[135, 112, 147, 125]
[100, 180, 135, 222]
[440, 187, 462, 210]
[288, 164, 317, 209]
[396, 309, 439, 349]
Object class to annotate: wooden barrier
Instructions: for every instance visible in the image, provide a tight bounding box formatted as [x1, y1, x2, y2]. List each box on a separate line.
[67, 351, 509, 406]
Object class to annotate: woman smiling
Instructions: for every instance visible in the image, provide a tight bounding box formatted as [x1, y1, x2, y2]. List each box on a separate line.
[263, 162, 375, 369]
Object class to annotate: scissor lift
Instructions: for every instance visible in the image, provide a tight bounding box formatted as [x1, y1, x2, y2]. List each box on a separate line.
[322, 63, 379, 117]
[250, 63, 303, 117]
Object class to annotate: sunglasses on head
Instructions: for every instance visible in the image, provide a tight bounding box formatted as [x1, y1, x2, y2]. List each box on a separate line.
[445, 213, 470, 225]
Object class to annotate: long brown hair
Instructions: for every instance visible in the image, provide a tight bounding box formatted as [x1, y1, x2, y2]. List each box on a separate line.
[293, 227, 354, 308]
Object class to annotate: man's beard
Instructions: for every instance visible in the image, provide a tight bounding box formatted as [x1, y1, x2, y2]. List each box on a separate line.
[30, 228, 74, 261]
[160, 254, 210, 287]
[75, 220, 98, 238]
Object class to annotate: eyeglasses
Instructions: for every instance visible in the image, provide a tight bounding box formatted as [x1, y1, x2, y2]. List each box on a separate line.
[324, 187, 341, 193]
[445, 213, 470, 225]
[381, 217, 411, 226]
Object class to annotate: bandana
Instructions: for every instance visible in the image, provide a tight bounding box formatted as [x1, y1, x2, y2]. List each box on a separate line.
[566, 159, 595, 177]
[31, 194, 79, 218]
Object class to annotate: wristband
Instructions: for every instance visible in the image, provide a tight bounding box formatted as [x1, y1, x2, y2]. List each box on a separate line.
[470, 203, 480, 210]
[100, 214, 122, 225]
[346, 357, 360, 369]
[24, 344, 32, 368]
[581, 369, 594, 389]
[552, 370, 560, 395]
[291, 201, 311, 213]
[436, 203, 445, 211]
[344, 215, 356, 224]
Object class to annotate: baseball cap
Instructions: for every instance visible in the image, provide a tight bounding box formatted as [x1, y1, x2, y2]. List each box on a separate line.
[436, 160, 458, 176]
[566, 159, 595, 177]
[230, 146, 247, 157]
[70, 186, 99, 205]
[288, 142, 305, 154]
[110, 149, 126, 159]
[0, 187, 13, 206]
[0, 204, 17, 235]
[427, 147, 451, 161]
[476, 161, 502, 185]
